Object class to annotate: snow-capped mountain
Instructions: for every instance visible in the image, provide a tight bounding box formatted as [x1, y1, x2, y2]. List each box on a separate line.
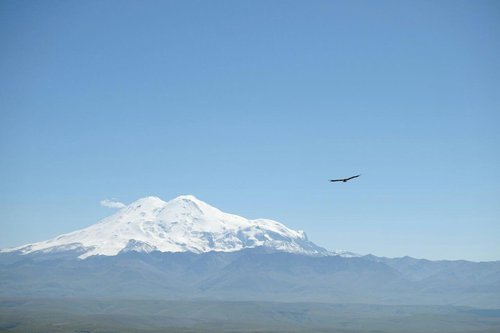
[3, 195, 345, 259]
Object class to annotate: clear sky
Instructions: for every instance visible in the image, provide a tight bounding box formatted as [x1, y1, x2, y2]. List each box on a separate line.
[1, 0, 499, 261]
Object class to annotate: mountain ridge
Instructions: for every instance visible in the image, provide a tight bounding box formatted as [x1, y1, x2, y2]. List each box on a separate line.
[2, 248, 499, 308]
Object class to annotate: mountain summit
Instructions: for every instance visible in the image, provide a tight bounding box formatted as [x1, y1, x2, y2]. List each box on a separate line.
[4, 195, 335, 259]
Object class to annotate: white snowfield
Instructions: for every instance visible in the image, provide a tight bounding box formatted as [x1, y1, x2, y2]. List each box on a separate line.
[2, 195, 356, 259]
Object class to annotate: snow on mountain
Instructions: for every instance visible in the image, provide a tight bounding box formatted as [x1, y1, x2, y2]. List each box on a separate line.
[2, 195, 349, 259]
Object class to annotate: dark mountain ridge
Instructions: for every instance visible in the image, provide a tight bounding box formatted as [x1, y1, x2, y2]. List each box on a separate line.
[1, 248, 499, 308]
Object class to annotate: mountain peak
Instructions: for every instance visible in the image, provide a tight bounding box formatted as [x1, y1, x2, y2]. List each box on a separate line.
[4, 195, 333, 259]
[173, 194, 202, 202]
[128, 196, 166, 207]
[127, 195, 210, 213]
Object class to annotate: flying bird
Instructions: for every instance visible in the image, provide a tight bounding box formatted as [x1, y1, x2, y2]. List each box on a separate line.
[330, 174, 361, 183]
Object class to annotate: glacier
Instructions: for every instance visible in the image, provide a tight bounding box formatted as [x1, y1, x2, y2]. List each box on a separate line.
[2, 195, 345, 259]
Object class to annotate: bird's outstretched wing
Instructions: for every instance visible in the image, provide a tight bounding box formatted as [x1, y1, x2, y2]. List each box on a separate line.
[329, 174, 361, 182]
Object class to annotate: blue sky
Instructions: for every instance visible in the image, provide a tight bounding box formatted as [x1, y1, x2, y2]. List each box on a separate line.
[1, 0, 499, 261]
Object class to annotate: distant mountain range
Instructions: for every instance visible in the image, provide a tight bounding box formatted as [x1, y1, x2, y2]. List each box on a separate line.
[1, 195, 499, 308]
